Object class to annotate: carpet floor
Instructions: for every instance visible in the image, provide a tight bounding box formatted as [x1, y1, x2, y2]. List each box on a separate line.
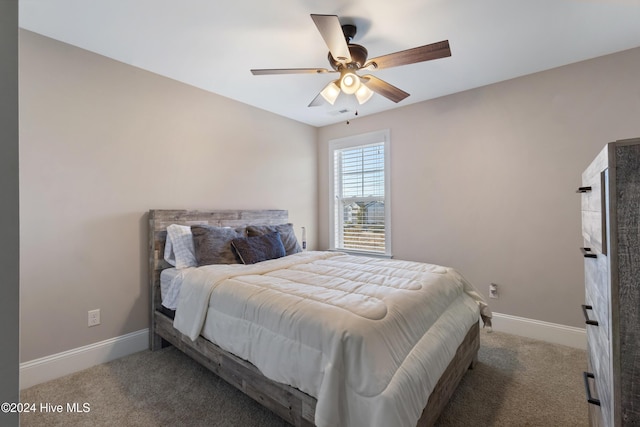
[20, 329, 589, 426]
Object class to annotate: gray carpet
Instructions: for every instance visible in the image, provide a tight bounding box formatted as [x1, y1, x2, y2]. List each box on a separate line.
[20, 329, 589, 426]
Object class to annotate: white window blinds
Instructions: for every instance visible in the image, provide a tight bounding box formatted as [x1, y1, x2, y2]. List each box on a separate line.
[330, 131, 390, 255]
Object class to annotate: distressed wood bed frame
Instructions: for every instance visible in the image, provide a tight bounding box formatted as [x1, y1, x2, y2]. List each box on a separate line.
[148, 209, 479, 426]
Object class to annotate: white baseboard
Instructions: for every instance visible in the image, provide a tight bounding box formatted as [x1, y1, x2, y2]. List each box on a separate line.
[20, 329, 148, 390]
[490, 312, 586, 350]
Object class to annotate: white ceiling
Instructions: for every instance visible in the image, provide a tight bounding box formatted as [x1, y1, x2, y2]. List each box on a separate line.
[19, 0, 640, 127]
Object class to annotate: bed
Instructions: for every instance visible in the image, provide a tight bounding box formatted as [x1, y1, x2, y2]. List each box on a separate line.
[148, 209, 490, 427]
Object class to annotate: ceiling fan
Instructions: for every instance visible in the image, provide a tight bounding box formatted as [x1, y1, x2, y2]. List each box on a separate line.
[251, 14, 451, 107]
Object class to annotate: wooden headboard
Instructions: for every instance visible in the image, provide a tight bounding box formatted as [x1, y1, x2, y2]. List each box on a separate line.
[148, 209, 289, 343]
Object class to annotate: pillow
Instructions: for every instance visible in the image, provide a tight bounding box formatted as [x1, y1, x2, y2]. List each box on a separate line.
[164, 224, 197, 269]
[246, 223, 301, 256]
[191, 225, 246, 266]
[231, 232, 286, 265]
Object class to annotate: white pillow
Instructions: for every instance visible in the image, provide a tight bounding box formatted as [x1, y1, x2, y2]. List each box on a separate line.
[164, 224, 197, 269]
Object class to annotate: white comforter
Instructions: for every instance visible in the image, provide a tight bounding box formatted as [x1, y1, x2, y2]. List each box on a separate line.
[174, 251, 489, 427]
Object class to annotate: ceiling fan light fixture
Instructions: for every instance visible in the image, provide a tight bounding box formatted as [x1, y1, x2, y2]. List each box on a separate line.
[355, 84, 374, 104]
[320, 80, 341, 105]
[251, 15, 452, 108]
[340, 70, 360, 95]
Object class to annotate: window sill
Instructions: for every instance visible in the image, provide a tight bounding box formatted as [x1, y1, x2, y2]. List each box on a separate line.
[328, 248, 393, 259]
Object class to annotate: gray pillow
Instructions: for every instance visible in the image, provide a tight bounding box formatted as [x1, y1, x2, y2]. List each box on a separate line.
[231, 231, 286, 265]
[191, 225, 246, 266]
[246, 223, 301, 255]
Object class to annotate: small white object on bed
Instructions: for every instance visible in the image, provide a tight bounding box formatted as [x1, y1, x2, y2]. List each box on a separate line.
[159, 267, 194, 310]
[163, 224, 197, 269]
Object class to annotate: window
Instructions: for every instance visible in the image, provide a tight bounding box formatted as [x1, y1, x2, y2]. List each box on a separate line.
[329, 130, 390, 256]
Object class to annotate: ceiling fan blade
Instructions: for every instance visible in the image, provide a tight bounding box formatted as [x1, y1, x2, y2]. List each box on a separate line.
[365, 40, 451, 70]
[361, 75, 410, 103]
[310, 14, 351, 63]
[308, 92, 325, 107]
[251, 68, 335, 75]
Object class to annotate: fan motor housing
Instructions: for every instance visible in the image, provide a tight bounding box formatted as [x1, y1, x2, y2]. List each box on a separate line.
[328, 44, 368, 70]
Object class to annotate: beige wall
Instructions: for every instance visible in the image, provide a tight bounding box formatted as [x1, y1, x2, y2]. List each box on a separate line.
[19, 30, 318, 362]
[19, 26, 640, 361]
[318, 47, 640, 328]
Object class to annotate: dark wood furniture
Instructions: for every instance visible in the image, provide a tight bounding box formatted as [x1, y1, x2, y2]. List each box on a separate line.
[580, 139, 640, 426]
[148, 209, 480, 426]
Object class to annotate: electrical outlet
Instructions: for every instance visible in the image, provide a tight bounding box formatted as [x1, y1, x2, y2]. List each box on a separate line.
[489, 283, 499, 299]
[88, 309, 100, 327]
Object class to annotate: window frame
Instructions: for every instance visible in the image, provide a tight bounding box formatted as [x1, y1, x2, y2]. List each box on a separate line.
[328, 129, 391, 257]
